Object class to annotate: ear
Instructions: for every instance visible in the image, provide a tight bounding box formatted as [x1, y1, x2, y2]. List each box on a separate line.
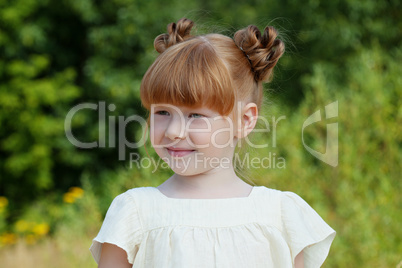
[236, 103, 258, 139]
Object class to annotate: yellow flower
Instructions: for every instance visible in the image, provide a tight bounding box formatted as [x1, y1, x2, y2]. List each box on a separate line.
[0, 233, 17, 245]
[63, 187, 84, 203]
[0, 196, 8, 210]
[63, 192, 75, 203]
[32, 223, 50, 236]
[69, 187, 84, 199]
[25, 234, 36, 245]
[15, 220, 30, 233]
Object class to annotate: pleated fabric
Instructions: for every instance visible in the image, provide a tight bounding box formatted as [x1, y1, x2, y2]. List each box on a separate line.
[90, 186, 335, 268]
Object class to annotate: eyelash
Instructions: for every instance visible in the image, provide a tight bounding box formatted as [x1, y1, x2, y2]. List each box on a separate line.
[189, 113, 204, 118]
[155, 111, 205, 118]
[155, 111, 170, 116]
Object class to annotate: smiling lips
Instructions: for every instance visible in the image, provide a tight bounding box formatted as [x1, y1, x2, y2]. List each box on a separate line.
[166, 147, 195, 157]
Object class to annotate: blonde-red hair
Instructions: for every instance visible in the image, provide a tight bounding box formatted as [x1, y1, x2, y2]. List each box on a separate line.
[140, 18, 284, 116]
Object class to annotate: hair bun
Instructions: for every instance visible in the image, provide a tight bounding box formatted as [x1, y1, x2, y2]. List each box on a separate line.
[154, 18, 194, 54]
[234, 25, 285, 82]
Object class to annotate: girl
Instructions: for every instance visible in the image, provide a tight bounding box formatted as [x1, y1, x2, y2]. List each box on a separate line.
[90, 18, 336, 268]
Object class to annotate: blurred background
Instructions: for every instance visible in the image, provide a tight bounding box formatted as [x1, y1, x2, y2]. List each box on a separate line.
[0, 0, 401, 267]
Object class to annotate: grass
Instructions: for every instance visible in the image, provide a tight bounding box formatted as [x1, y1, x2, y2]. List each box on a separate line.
[0, 235, 97, 268]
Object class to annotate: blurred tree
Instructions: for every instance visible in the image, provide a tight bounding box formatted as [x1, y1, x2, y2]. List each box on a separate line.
[263, 0, 401, 105]
[0, 0, 85, 218]
[196, 0, 401, 105]
[0, 0, 198, 217]
[251, 43, 402, 266]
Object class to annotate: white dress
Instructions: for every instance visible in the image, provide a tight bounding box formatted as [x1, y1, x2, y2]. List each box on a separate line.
[90, 186, 336, 268]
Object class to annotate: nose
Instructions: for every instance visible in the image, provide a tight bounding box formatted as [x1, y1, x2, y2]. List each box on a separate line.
[165, 115, 186, 140]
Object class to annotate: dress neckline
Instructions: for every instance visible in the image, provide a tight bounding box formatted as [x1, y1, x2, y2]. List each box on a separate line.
[153, 186, 258, 201]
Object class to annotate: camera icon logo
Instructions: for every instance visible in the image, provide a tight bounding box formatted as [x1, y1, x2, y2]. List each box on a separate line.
[302, 101, 338, 167]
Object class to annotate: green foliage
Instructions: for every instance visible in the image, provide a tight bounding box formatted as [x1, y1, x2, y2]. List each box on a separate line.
[250, 44, 401, 267]
[0, 0, 83, 215]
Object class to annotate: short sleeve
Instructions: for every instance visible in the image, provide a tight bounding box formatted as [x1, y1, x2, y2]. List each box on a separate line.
[89, 191, 143, 265]
[281, 191, 336, 268]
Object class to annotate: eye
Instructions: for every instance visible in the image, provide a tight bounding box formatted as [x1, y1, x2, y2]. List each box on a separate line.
[189, 113, 204, 118]
[155, 110, 170, 116]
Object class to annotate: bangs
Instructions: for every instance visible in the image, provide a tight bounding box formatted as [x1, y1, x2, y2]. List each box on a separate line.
[140, 37, 235, 115]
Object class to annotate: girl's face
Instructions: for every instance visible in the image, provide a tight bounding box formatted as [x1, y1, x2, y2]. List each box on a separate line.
[150, 104, 238, 176]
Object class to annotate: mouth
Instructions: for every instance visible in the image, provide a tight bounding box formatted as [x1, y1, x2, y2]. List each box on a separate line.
[166, 147, 196, 157]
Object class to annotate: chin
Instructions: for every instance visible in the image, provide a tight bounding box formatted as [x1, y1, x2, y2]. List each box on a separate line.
[169, 166, 201, 176]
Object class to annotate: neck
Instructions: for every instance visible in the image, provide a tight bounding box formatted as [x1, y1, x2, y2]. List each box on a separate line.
[159, 165, 252, 199]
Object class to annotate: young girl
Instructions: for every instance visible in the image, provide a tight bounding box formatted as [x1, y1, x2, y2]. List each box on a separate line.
[90, 18, 336, 268]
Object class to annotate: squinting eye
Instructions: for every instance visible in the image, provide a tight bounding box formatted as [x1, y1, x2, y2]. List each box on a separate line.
[189, 113, 204, 118]
[156, 110, 170, 116]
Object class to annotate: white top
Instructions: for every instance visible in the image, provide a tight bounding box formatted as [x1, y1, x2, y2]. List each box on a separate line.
[90, 186, 336, 268]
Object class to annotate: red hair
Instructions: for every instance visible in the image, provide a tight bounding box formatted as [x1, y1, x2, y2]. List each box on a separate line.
[140, 18, 284, 116]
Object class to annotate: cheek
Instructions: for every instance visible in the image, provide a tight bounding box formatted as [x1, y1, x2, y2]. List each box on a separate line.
[189, 132, 212, 147]
[187, 119, 212, 146]
[213, 132, 232, 146]
[211, 121, 235, 146]
[150, 124, 166, 145]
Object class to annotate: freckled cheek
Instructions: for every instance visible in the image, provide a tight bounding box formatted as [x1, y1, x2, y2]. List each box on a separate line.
[188, 128, 233, 148]
[212, 132, 234, 147]
[211, 122, 235, 146]
[188, 132, 211, 147]
[150, 124, 167, 144]
[187, 120, 211, 147]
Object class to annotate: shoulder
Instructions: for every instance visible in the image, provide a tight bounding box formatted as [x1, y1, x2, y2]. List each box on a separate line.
[116, 186, 158, 201]
[278, 189, 336, 243]
[253, 186, 323, 222]
[278, 190, 321, 216]
[252, 185, 282, 197]
[280, 190, 309, 206]
[123, 186, 157, 197]
[273, 189, 336, 266]
[254, 186, 310, 206]
[253, 186, 302, 204]
[106, 187, 158, 212]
